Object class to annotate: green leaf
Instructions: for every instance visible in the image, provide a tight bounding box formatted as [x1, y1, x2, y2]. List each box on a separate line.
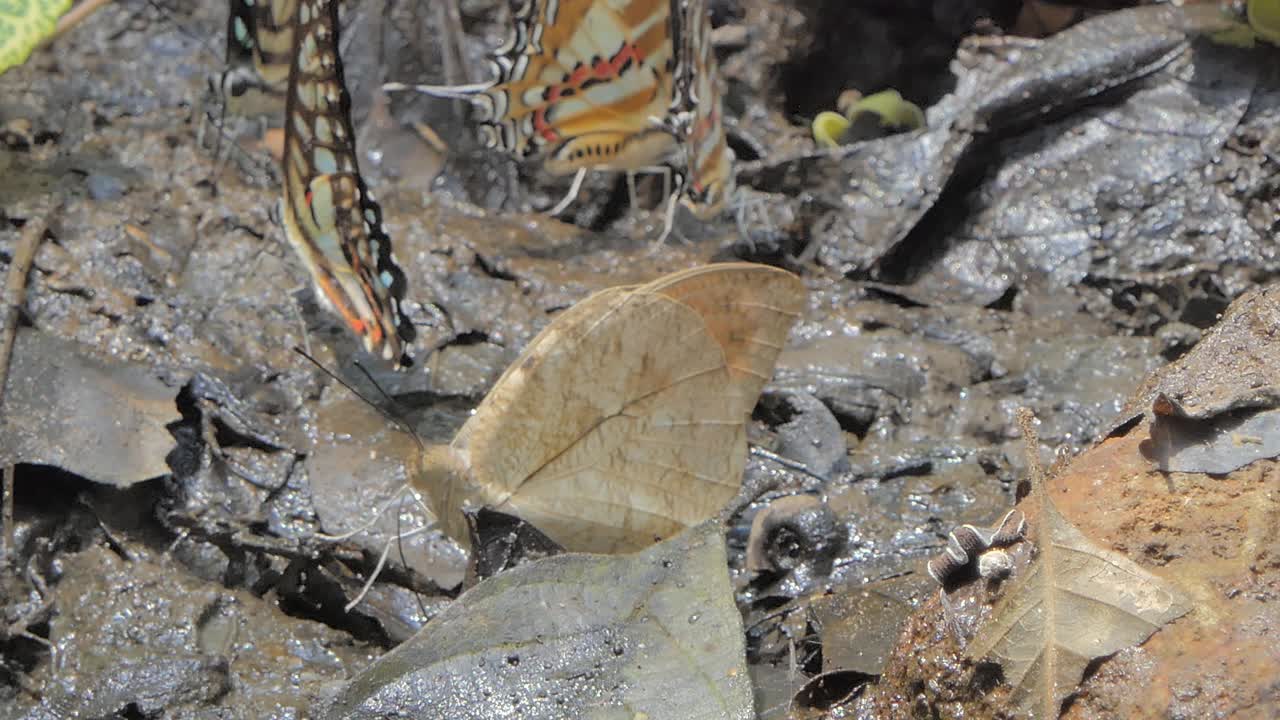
[0, 0, 74, 76]
[847, 89, 925, 132]
[812, 111, 851, 148]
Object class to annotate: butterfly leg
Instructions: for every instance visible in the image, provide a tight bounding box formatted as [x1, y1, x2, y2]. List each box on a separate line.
[546, 168, 587, 216]
[649, 168, 686, 253]
[343, 521, 436, 612]
[626, 171, 640, 211]
[313, 482, 432, 543]
[733, 192, 774, 257]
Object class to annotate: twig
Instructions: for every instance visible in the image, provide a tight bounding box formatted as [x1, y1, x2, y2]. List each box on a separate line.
[1016, 407, 1044, 489]
[0, 216, 47, 566]
[50, 0, 116, 44]
[1, 465, 12, 570]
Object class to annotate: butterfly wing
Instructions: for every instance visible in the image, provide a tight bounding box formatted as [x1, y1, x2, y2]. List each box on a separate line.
[674, 0, 733, 217]
[472, 0, 682, 175]
[426, 263, 804, 553]
[643, 263, 803, 413]
[219, 0, 298, 114]
[281, 0, 414, 363]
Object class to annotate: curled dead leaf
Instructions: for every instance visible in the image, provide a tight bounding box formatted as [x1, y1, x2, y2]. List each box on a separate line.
[967, 499, 1191, 718]
[414, 263, 806, 553]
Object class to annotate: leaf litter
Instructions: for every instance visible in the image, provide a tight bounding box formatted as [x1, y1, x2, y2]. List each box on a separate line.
[2, 2, 1280, 712]
[966, 499, 1191, 718]
[319, 521, 753, 720]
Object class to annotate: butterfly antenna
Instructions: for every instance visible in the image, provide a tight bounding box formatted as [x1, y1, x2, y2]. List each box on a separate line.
[294, 347, 435, 619]
[351, 359, 428, 450]
[382, 81, 492, 99]
[291, 347, 425, 453]
[393, 491, 432, 620]
[143, 0, 227, 64]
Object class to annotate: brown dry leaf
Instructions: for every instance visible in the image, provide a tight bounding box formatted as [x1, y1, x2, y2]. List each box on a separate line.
[967, 498, 1191, 718]
[415, 263, 805, 553]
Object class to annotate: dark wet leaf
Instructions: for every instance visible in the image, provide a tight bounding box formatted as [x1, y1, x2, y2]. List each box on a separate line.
[897, 9, 1259, 306]
[811, 575, 929, 676]
[968, 499, 1191, 718]
[306, 394, 466, 592]
[320, 522, 753, 720]
[1145, 406, 1280, 475]
[746, 5, 1198, 280]
[464, 506, 565, 587]
[1118, 284, 1280, 431]
[791, 669, 874, 713]
[0, 329, 180, 486]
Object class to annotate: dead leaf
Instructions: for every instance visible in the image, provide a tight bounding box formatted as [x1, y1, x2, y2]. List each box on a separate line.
[319, 521, 754, 720]
[463, 507, 565, 587]
[1114, 284, 1280, 433]
[1145, 405, 1280, 474]
[811, 574, 930, 676]
[791, 670, 872, 714]
[0, 329, 180, 486]
[416, 263, 805, 553]
[967, 498, 1191, 718]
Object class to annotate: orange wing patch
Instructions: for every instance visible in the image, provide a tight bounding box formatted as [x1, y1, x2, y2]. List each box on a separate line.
[280, 0, 414, 364]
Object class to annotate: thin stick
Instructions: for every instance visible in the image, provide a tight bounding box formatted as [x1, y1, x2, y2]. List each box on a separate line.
[1, 465, 12, 569]
[50, 0, 115, 44]
[1015, 407, 1044, 491]
[0, 217, 46, 566]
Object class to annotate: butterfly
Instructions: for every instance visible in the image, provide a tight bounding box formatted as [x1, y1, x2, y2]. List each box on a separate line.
[386, 0, 735, 225]
[216, 0, 300, 116]
[417, 263, 803, 553]
[281, 0, 415, 363]
[672, 0, 734, 217]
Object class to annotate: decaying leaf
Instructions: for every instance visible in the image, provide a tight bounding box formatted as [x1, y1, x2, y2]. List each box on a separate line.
[1146, 405, 1280, 475]
[416, 263, 805, 553]
[463, 507, 565, 587]
[967, 498, 1191, 718]
[320, 521, 753, 720]
[1115, 284, 1280, 432]
[811, 574, 930, 677]
[0, 329, 181, 485]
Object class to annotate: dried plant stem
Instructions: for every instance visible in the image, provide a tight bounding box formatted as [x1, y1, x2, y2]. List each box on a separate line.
[0, 216, 47, 566]
[51, 0, 116, 44]
[1, 465, 12, 570]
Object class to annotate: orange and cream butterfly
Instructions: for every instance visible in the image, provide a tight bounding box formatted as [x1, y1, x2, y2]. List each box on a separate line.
[386, 0, 734, 229]
[672, 0, 734, 218]
[281, 0, 415, 363]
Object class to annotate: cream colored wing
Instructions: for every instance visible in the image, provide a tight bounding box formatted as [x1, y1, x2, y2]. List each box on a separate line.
[421, 263, 804, 553]
[643, 263, 806, 414]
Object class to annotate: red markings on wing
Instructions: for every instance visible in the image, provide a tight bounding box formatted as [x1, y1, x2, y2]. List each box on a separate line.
[533, 42, 646, 143]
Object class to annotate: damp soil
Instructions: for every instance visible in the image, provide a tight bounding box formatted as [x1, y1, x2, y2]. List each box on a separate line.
[0, 1, 1277, 718]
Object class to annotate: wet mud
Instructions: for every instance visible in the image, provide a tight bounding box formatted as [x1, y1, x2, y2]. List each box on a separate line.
[0, 1, 1276, 718]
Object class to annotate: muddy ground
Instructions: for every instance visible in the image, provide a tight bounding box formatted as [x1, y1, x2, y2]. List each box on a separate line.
[0, 1, 1277, 718]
